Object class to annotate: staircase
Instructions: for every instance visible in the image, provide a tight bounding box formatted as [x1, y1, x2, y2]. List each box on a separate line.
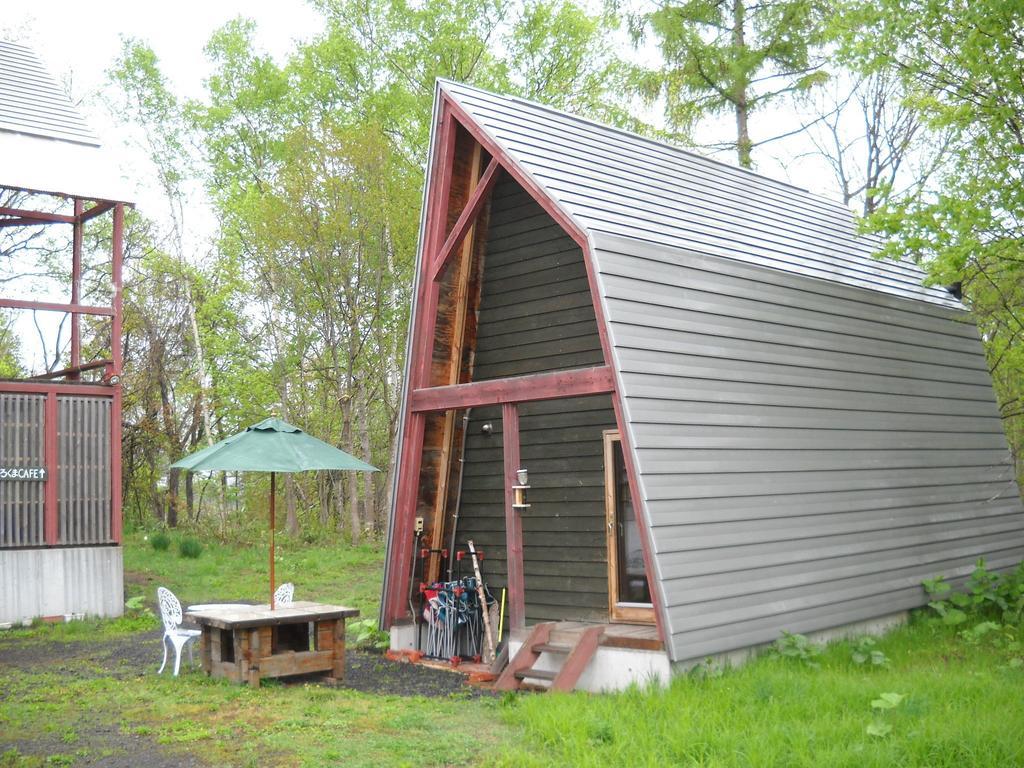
[494, 622, 604, 692]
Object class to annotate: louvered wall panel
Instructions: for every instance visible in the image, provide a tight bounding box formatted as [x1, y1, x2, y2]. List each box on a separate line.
[57, 396, 111, 545]
[0, 393, 46, 546]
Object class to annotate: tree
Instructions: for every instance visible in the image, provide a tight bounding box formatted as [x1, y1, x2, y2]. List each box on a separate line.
[842, 0, 1024, 479]
[627, 0, 831, 167]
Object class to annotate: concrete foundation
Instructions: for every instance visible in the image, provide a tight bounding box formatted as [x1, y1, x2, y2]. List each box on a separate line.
[0, 546, 124, 625]
[672, 610, 910, 675]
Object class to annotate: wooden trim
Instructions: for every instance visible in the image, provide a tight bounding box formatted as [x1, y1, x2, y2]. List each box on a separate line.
[428, 156, 501, 282]
[441, 94, 591, 252]
[27, 359, 112, 381]
[503, 402, 525, 629]
[604, 430, 655, 624]
[111, 386, 123, 543]
[70, 200, 83, 378]
[411, 366, 614, 412]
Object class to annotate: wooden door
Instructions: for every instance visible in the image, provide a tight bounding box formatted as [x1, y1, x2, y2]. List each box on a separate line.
[604, 430, 655, 623]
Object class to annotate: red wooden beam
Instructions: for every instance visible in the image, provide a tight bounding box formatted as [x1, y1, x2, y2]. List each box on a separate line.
[71, 199, 83, 378]
[384, 107, 458, 623]
[0, 207, 75, 224]
[78, 201, 115, 223]
[112, 204, 124, 374]
[502, 402, 526, 630]
[111, 386, 123, 543]
[410, 366, 615, 413]
[0, 380, 115, 397]
[428, 157, 502, 282]
[0, 298, 114, 316]
[44, 392, 59, 545]
[0, 217, 40, 228]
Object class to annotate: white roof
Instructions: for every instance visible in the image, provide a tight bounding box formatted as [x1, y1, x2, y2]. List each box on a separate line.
[0, 40, 132, 203]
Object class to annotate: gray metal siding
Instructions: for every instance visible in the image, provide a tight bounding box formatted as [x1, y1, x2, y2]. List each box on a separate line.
[441, 79, 960, 309]
[452, 177, 614, 623]
[0, 40, 99, 145]
[592, 232, 1024, 662]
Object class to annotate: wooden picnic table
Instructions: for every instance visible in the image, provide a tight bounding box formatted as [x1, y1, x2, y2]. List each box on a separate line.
[187, 601, 359, 686]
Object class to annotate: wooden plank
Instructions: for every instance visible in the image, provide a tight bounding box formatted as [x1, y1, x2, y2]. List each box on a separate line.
[258, 650, 334, 678]
[0, 298, 114, 316]
[552, 625, 604, 691]
[495, 622, 554, 690]
[316, 620, 334, 651]
[330, 618, 346, 682]
[246, 628, 261, 687]
[411, 366, 614, 412]
[503, 402, 525, 630]
[429, 155, 501, 281]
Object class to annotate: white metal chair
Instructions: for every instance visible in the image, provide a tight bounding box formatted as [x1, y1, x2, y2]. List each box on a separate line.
[274, 582, 294, 606]
[157, 587, 201, 676]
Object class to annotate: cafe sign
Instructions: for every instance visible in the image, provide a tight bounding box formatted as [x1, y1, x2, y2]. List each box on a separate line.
[0, 466, 48, 481]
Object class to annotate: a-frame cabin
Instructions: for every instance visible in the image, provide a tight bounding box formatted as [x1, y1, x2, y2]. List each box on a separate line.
[381, 81, 1024, 690]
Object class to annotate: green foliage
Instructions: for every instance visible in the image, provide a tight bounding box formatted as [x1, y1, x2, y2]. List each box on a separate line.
[149, 531, 170, 551]
[629, 0, 831, 166]
[0, 310, 22, 378]
[770, 631, 823, 667]
[852, 637, 890, 667]
[177, 537, 203, 559]
[350, 618, 389, 651]
[923, 560, 1024, 626]
[842, 0, 1024, 479]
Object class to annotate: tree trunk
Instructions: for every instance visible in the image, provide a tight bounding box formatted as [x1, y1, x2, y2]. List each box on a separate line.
[167, 467, 180, 528]
[357, 386, 376, 532]
[732, 0, 752, 168]
[185, 472, 195, 521]
[285, 474, 299, 535]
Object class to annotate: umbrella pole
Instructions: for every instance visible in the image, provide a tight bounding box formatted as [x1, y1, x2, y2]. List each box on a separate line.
[270, 471, 276, 610]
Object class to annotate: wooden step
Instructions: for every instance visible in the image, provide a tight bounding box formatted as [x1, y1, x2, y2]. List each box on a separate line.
[532, 642, 572, 655]
[514, 667, 557, 681]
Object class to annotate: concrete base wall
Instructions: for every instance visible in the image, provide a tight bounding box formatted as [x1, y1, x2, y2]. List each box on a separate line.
[0, 546, 124, 625]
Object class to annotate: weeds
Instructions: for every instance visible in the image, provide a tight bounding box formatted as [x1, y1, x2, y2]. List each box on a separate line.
[177, 538, 203, 559]
[149, 531, 170, 551]
[852, 637, 890, 667]
[770, 632, 822, 667]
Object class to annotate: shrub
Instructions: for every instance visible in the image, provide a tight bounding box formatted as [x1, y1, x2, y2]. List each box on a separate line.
[150, 531, 170, 552]
[178, 537, 203, 559]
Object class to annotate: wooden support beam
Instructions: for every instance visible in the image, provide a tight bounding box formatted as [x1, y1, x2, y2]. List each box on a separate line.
[27, 359, 113, 381]
[0, 207, 75, 224]
[410, 366, 615, 412]
[428, 156, 501, 282]
[0, 298, 115, 316]
[112, 204, 124, 374]
[71, 199, 83, 378]
[427, 141, 485, 582]
[0, 217, 40, 228]
[503, 402, 525, 630]
[78, 201, 115, 223]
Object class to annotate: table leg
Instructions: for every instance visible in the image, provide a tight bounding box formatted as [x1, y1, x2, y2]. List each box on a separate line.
[327, 618, 346, 684]
[247, 627, 262, 687]
[200, 626, 212, 674]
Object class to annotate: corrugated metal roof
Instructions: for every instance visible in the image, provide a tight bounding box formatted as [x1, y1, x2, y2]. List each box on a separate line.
[440, 79, 961, 309]
[0, 40, 99, 145]
[0, 40, 131, 203]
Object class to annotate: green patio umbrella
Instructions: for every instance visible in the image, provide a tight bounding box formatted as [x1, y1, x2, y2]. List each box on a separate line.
[171, 417, 379, 608]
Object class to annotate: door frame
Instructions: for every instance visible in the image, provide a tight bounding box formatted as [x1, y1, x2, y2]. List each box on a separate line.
[603, 429, 655, 624]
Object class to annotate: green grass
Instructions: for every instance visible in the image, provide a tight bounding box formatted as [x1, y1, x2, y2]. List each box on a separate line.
[121, 531, 384, 616]
[496, 617, 1024, 767]
[4, 531, 1024, 766]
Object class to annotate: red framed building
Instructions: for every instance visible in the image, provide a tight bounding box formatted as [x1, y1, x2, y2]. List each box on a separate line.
[0, 41, 131, 625]
[381, 81, 1024, 691]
